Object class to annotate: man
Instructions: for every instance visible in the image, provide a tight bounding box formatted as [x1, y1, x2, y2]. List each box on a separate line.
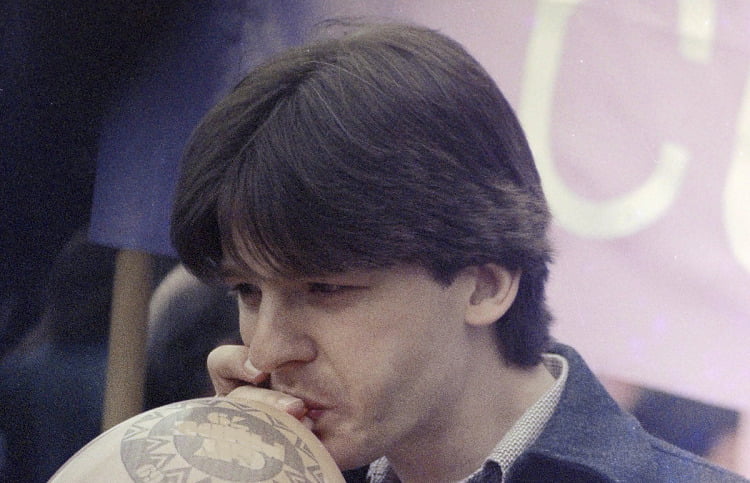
[170, 21, 746, 482]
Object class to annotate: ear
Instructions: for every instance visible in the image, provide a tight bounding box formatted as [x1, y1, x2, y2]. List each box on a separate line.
[464, 264, 521, 327]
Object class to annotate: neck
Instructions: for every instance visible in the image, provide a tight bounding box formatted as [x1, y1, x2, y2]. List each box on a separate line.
[386, 335, 555, 482]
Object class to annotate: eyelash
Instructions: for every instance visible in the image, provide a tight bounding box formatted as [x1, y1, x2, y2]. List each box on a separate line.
[230, 283, 261, 297]
[228, 282, 350, 300]
[308, 283, 347, 294]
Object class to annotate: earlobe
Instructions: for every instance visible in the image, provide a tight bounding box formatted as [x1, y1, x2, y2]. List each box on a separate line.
[465, 264, 521, 326]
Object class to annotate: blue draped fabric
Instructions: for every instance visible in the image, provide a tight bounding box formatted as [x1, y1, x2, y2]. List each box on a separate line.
[89, 1, 314, 255]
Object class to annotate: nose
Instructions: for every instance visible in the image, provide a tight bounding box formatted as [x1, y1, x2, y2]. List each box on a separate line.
[239, 290, 316, 374]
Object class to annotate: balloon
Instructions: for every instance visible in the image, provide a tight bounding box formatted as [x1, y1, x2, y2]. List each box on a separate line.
[50, 397, 344, 482]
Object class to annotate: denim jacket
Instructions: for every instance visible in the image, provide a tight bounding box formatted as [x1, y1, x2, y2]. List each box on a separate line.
[503, 343, 746, 482]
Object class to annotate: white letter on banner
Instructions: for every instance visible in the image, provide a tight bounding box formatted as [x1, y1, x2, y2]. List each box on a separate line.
[677, 0, 716, 63]
[724, 71, 750, 273]
[675, 0, 749, 273]
[519, 0, 689, 239]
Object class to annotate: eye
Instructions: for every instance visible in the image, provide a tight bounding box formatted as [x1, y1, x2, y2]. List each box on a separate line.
[308, 283, 347, 294]
[230, 282, 260, 296]
[229, 283, 262, 306]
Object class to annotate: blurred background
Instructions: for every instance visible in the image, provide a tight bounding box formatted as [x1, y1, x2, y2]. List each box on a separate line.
[2, 1, 748, 480]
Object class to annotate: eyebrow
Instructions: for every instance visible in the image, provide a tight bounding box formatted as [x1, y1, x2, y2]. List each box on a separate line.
[218, 260, 355, 288]
[218, 257, 305, 284]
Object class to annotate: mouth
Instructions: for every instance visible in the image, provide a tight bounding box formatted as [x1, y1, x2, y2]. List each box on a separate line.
[302, 400, 330, 422]
[271, 383, 334, 423]
[291, 398, 334, 440]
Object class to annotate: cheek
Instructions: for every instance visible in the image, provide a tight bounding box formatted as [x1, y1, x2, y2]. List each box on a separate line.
[320, 320, 409, 410]
[328, 315, 444, 414]
[318, 285, 466, 411]
[237, 305, 255, 345]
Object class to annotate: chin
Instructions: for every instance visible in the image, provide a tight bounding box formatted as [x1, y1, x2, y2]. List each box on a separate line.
[319, 429, 377, 471]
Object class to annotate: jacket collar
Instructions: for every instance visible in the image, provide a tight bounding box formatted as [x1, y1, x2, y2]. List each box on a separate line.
[508, 343, 659, 481]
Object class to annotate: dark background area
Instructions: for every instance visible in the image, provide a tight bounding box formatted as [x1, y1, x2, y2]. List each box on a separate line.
[0, 0, 189, 354]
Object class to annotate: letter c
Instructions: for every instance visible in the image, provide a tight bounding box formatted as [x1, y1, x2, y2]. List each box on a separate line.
[519, 0, 689, 239]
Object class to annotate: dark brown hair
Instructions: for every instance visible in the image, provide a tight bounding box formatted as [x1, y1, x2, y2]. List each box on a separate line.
[171, 21, 554, 366]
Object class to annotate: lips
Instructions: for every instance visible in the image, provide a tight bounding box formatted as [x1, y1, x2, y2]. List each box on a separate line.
[271, 382, 334, 421]
[296, 395, 332, 419]
[304, 405, 328, 422]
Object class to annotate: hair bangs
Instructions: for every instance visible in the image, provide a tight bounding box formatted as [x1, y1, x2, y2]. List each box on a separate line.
[214, 91, 371, 279]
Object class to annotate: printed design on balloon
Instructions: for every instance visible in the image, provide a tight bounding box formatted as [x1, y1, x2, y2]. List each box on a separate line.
[119, 398, 327, 482]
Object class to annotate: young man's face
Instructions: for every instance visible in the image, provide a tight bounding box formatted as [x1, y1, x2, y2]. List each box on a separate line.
[221, 252, 479, 470]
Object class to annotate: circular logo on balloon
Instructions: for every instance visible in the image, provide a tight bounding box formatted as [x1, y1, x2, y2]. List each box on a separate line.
[119, 398, 327, 482]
